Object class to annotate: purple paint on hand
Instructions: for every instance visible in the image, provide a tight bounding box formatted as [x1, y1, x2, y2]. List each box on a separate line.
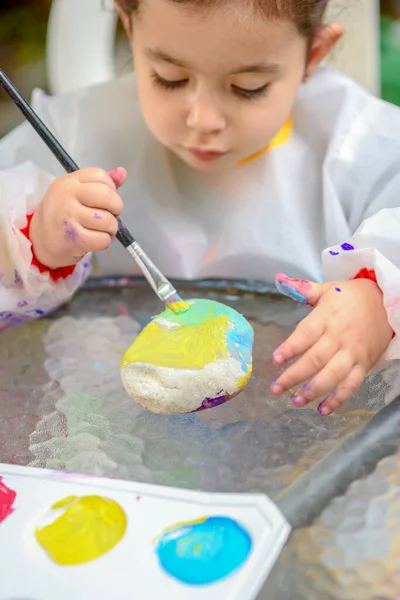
[318, 400, 330, 416]
[93, 212, 102, 220]
[329, 250, 340, 256]
[63, 220, 78, 241]
[341, 243, 355, 251]
[335, 287, 341, 292]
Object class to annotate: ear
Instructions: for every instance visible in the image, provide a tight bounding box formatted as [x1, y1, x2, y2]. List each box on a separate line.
[306, 23, 344, 78]
[114, 2, 133, 37]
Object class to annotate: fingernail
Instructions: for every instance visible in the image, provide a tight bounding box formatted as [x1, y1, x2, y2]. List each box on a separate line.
[108, 167, 127, 188]
[275, 280, 308, 304]
[292, 395, 306, 407]
[273, 353, 286, 366]
[318, 401, 330, 417]
[270, 384, 284, 395]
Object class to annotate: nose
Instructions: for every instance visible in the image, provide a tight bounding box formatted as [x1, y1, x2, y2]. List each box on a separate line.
[186, 91, 226, 134]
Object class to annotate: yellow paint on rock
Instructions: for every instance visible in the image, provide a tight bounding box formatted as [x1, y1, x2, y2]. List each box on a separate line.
[237, 365, 253, 391]
[35, 495, 127, 566]
[122, 314, 230, 369]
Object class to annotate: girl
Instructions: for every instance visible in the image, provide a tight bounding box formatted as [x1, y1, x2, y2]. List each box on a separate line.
[0, 0, 399, 417]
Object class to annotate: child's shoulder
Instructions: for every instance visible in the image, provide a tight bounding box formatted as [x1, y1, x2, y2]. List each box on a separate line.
[294, 65, 400, 158]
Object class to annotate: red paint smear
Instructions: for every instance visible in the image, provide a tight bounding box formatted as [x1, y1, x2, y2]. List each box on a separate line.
[0, 476, 17, 523]
[117, 304, 129, 315]
[275, 273, 310, 291]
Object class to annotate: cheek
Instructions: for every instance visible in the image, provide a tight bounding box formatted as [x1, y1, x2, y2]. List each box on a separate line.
[137, 83, 182, 144]
[255, 77, 302, 133]
[236, 70, 303, 141]
[236, 102, 286, 146]
[134, 61, 172, 141]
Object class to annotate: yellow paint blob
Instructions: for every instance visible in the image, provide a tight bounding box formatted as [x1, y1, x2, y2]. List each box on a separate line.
[122, 314, 230, 369]
[35, 495, 127, 566]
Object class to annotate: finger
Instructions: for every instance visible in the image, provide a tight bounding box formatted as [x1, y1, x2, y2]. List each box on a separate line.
[272, 313, 325, 367]
[272, 337, 338, 397]
[274, 273, 325, 307]
[75, 167, 118, 189]
[75, 226, 113, 253]
[317, 366, 366, 416]
[290, 349, 354, 407]
[78, 206, 119, 237]
[76, 183, 124, 215]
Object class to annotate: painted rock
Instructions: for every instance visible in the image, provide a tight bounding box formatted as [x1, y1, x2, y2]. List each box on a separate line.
[120, 299, 254, 414]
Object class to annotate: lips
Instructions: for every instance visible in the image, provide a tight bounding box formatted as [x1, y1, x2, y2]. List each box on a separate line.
[188, 148, 226, 162]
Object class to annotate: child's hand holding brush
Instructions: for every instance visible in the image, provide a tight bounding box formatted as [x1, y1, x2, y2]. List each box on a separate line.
[29, 167, 127, 269]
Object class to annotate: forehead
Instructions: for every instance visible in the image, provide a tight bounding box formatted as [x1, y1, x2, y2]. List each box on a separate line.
[133, 0, 305, 71]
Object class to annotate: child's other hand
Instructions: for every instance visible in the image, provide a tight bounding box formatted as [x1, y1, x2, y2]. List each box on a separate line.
[29, 167, 127, 269]
[270, 274, 393, 416]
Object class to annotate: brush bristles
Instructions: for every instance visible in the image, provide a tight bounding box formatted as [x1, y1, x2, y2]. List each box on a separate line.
[168, 301, 191, 314]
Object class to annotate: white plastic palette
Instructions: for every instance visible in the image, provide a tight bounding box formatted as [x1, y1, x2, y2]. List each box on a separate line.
[0, 464, 290, 600]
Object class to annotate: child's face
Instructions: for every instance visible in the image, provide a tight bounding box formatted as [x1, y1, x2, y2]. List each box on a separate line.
[126, 0, 313, 172]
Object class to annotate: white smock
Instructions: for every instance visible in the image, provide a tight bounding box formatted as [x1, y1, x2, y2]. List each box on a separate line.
[0, 65, 400, 359]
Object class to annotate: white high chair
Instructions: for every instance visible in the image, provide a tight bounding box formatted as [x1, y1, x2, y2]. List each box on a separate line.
[46, 0, 381, 96]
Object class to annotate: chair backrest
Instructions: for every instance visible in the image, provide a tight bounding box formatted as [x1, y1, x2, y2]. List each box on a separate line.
[46, 0, 380, 96]
[46, 0, 118, 95]
[326, 0, 380, 95]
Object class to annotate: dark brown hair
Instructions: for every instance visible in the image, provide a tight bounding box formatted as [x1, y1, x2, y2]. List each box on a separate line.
[116, 0, 330, 38]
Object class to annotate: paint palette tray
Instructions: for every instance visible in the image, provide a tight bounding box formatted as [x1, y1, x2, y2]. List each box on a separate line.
[0, 464, 290, 600]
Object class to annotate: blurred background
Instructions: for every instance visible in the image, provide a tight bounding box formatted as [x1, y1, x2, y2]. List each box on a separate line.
[1, 0, 400, 138]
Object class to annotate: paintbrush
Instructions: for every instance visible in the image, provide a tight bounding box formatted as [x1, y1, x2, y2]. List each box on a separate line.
[0, 67, 188, 313]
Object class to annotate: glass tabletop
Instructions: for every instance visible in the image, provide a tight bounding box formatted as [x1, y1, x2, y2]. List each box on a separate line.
[1, 279, 400, 598]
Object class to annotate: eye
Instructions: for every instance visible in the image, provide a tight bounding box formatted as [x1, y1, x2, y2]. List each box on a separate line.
[232, 83, 270, 100]
[152, 73, 188, 90]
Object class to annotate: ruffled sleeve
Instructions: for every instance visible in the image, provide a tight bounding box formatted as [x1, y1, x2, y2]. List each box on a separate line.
[0, 88, 92, 331]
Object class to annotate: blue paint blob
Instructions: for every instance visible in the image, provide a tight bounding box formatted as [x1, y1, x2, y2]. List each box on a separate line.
[329, 250, 340, 256]
[335, 287, 342, 292]
[341, 243, 355, 251]
[275, 280, 308, 304]
[155, 516, 252, 585]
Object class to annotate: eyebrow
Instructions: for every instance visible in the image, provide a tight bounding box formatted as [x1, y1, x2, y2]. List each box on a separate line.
[145, 48, 281, 75]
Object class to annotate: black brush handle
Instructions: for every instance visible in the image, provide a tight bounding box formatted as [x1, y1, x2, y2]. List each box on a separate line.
[0, 67, 134, 248]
